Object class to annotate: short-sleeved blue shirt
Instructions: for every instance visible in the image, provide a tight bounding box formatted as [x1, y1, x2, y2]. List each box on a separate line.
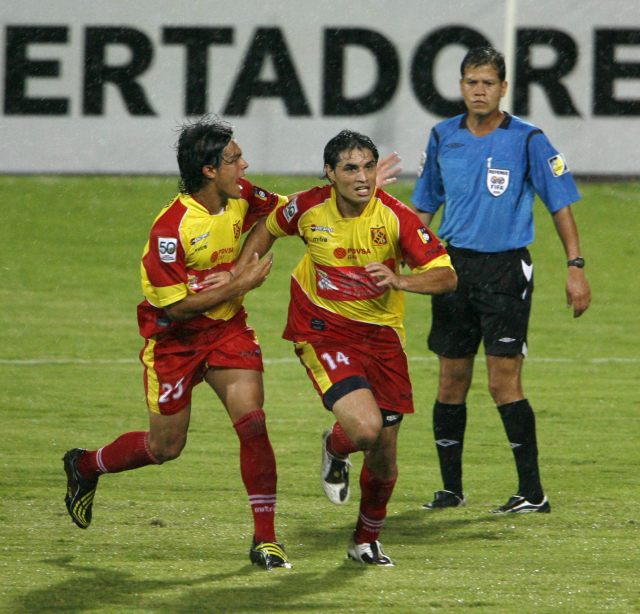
[411, 113, 580, 252]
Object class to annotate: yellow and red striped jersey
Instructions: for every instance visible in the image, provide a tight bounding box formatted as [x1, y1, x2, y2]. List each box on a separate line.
[265, 184, 452, 344]
[138, 178, 286, 338]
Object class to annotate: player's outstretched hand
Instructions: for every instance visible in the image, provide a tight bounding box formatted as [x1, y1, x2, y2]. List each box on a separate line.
[376, 152, 402, 188]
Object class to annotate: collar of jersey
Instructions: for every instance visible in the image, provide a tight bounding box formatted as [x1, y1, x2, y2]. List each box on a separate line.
[180, 193, 225, 215]
[459, 111, 512, 131]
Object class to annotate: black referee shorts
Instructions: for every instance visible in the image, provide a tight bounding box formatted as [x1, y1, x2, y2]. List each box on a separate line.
[428, 246, 534, 358]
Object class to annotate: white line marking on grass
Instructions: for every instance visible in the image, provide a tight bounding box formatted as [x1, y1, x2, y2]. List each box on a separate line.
[1, 356, 639, 366]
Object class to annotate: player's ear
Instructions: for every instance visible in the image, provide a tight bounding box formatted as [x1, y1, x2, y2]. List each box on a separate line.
[324, 164, 335, 183]
[202, 164, 217, 180]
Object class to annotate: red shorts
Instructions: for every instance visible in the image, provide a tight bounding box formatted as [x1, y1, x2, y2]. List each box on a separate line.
[140, 309, 263, 415]
[293, 335, 414, 414]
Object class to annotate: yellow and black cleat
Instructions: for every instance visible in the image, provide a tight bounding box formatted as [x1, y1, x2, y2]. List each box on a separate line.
[249, 539, 292, 570]
[63, 448, 99, 529]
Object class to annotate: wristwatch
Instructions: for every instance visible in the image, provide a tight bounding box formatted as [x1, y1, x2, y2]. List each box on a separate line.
[567, 257, 585, 268]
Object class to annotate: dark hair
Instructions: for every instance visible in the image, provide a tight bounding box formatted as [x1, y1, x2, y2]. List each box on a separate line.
[323, 129, 379, 176]
[176, 116, 234, 194]
[460, 46, 506, 81]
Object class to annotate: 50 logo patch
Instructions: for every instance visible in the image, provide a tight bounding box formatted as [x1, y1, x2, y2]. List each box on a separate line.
[158, 237, 178, 263]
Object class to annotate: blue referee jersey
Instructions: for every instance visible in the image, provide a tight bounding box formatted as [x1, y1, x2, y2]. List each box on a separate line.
[412, 113, 580, 252]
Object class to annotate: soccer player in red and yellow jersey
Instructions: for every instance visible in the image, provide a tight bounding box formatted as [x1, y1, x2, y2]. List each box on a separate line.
[62, 117, 292, 570]
[239, 130, 457, 565]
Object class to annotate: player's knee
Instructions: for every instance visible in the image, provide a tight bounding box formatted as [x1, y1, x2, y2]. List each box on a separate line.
[150, 435, 187, 463]
[351, 423, 382, 451]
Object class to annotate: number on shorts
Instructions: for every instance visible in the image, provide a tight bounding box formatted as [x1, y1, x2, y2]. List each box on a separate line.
[320, 351, 350, 371]
[159, 377, 185, 403]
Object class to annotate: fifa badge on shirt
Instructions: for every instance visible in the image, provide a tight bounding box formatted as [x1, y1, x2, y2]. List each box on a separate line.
[547, 153, 569, 177]
[486, 167, 510, 197]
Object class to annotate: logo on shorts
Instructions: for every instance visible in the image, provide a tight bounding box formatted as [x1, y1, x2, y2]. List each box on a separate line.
[158, 237, 178, 263]
[548, 153, 569, 177]
[487, 168, 510, 197]
[370, 226, 388, 246]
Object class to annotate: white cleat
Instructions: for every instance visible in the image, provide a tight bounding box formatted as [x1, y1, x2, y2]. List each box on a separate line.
[320, 429, 351, 504]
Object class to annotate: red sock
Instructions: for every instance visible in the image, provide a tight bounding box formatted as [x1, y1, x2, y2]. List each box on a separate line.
[354, 463, 397, 544]
[328, 421, 359, 456]
[233, 409, 277, 543]
[77, 431, 159, 479]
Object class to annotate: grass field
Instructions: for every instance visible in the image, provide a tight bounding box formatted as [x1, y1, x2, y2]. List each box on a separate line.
[1, 175, 638, 613]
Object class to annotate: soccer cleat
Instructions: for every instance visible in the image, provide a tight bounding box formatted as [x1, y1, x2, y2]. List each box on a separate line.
[422, 489, 466, 510]
[63, 448, 99, 529]
[347, 538, 395, 567]
[249, 538, 292, 570]
[491, 494, 551, 514]
[320, 429, 351, 504]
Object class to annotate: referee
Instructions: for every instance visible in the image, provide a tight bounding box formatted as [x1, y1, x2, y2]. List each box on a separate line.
[412, 46, 591, 514]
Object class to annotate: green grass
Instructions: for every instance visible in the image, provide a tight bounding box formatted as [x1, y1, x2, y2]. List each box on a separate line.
[1, 176, 638, 613]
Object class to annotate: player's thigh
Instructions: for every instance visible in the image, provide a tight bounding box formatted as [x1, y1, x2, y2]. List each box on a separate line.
[204, 367, 264, 422]
[203, 322, 265, 420]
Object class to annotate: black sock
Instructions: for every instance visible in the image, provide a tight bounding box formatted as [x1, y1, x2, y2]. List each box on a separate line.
[497, 399, 544, 503]
[433, 401, 467, 497]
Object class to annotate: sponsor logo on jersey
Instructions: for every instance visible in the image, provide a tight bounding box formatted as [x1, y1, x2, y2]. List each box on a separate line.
[310, 224, 334, 233]
[283, 199, 298, 222]
[445, 142, 465, 149]
[189, 231, 210, 245]
[486, 167, 510, 197]
[158, 237, 178, 263]
[547, 153, 569, 177]
[417, 227, 431, 244]
[233, 220, 241, 239]
[370, 226, 388, 246]
[210, 246, 234, 263]
[317, 269, 340, 291]
[333, 246, 373, 259]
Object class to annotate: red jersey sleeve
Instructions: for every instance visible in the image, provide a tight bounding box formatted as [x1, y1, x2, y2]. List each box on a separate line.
[239, 178, 286, 232]
[142, 199, 189, 294]
[268, 185, 331, 237]
[394, 200, 448, 269]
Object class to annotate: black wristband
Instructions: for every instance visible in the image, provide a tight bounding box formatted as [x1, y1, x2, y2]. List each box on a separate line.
[567, 257, 585, 268]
